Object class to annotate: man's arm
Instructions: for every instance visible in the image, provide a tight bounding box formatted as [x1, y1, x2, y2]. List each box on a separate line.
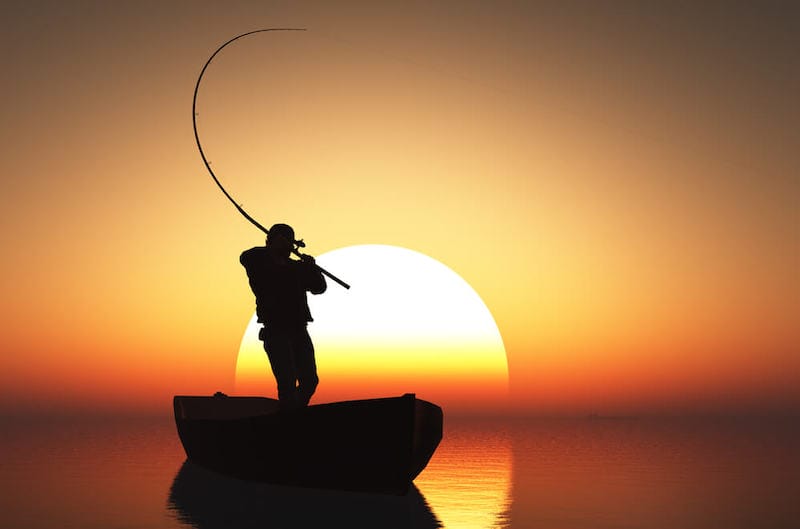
[239, 247, 256, 267]
[299, 255, 327, 294]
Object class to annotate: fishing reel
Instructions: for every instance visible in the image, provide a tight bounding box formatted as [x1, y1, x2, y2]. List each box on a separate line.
[291, 238, 313, 262]
[291, 238, 307, 258]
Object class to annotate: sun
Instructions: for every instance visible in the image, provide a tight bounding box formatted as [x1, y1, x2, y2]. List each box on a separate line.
[235, 245, 509, 413]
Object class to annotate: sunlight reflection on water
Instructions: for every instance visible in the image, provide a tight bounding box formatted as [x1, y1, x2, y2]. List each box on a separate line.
[415, 419, 512, 529]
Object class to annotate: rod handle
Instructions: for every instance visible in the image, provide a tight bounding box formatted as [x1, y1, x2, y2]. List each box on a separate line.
[318, 265, 351, 290]
[293, 250, 350, 289]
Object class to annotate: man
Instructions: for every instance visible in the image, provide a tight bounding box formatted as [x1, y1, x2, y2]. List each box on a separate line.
[240, 223, 327, 410]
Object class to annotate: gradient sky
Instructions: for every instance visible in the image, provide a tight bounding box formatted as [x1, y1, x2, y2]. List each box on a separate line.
[1, 1, 797, 415]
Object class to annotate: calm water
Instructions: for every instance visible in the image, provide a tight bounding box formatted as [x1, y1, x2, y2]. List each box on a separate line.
[1, 414, 798, 528]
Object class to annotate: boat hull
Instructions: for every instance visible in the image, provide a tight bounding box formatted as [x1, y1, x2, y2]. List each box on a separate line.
[173, 393, 443, 495]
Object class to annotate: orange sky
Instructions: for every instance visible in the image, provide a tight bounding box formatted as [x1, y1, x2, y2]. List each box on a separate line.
[1, 1, 798, 416]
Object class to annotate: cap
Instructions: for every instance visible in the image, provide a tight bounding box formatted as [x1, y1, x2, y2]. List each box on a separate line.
[267, 223, 295, 243]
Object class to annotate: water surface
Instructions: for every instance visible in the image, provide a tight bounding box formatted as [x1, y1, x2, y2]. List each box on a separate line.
[1, 413, 797, 528]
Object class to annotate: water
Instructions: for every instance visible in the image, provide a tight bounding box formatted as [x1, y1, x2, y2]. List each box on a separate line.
[1, 414, 798, 528]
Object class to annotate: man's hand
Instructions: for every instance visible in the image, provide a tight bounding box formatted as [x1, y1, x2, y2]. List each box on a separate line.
[299, 254, 315, 265]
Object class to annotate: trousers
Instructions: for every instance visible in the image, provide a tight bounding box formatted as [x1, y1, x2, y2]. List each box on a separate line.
[259, 324, 319, 410]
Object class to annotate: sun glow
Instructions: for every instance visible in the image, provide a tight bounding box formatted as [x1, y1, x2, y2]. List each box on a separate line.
[235, 245, 509, 412]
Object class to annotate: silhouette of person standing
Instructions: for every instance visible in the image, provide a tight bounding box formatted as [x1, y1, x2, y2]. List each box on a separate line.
[240, 223, 327, 410]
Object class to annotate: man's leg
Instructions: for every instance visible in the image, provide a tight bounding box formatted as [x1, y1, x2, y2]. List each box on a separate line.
[262, 325, 299, 410]
[293, 327, 319, 407]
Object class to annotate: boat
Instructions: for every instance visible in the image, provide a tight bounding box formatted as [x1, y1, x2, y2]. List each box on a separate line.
[173, 392, 443, 495]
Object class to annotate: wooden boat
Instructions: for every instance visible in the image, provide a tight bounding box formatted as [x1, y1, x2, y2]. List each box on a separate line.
[173, 392, 443, 495]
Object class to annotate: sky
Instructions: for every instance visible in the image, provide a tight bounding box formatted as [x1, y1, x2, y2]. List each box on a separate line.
[1, 1, 797, 416]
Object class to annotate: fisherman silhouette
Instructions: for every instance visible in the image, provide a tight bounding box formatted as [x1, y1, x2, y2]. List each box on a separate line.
[240, 223, 327, 410]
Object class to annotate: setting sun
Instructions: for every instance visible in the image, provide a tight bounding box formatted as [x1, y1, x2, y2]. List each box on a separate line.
[235, 245, 509, 412]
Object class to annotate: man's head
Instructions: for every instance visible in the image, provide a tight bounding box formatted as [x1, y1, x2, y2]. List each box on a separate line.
[266, 223, 295, 257]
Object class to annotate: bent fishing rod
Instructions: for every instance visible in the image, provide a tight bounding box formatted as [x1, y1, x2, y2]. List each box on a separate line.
[192, 28, 350, 289]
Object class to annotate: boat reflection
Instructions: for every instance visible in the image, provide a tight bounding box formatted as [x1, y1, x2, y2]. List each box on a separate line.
[167, 460, 442, 529]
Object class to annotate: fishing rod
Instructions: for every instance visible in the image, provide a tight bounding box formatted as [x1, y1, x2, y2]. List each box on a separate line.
[192, 28, 350, 289]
